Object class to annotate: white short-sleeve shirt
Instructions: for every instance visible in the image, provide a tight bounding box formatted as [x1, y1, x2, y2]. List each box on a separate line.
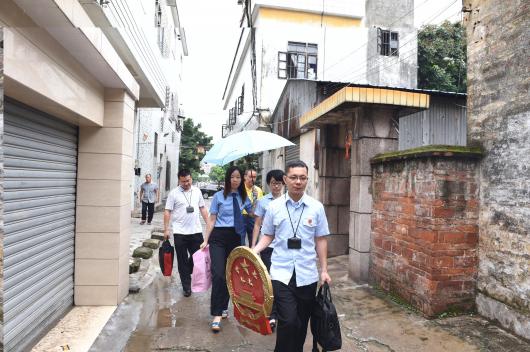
[261, 193, 330, 286]
[165, 186, 205, 234]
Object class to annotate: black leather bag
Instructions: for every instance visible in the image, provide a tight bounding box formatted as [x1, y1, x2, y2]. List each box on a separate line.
[311, 282, 342, 352]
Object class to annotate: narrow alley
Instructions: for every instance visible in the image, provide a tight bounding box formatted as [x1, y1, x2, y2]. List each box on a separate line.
[88, 210, 529, 352]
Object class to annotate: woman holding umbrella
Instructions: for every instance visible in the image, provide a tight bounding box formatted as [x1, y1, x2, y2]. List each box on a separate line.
[200, 166, 252, 332]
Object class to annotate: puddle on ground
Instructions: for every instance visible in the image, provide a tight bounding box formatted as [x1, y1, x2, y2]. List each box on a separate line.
[156, 308, 175, 328]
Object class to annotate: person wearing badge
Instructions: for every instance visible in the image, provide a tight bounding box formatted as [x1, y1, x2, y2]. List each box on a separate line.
[164, 169, 209, 297]
[253, 160, 331, 352]
[200, 166, 252, 332]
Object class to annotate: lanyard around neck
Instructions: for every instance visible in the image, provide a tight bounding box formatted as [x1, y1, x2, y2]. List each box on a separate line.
[285, 195, 305, 238]
[180, 188, 192, 206]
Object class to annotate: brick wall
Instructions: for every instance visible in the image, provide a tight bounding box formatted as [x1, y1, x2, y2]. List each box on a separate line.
[464, 0, 530, 339]
[370, 148, 481, 316]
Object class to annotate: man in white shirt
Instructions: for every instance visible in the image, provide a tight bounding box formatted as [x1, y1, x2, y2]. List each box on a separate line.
[164, 169, 209, 297]
[254, 160, 331, 352]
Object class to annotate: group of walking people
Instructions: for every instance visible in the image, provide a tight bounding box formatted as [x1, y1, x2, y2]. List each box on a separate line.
[161, 160, 331, 352]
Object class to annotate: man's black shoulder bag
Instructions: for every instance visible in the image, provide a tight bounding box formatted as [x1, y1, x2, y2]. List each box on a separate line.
[311, 282, 342, 351]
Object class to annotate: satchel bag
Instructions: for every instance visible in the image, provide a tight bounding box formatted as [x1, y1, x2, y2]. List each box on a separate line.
[311, 282, 342, 352]
[158, 240, 175, 276]
[191, 246, 212, 292]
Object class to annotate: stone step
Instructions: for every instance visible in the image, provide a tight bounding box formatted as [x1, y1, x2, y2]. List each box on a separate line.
[129, 258, 141, 274]
[143, 239, 161, 249]
[151, 232, 164, 241]
[132, 246, 153, 259]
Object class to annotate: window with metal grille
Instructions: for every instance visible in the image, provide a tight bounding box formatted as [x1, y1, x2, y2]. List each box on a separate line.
[154, 132, 158, 156]
[155, 0, 169, 57]
[378, 28, 399, 56]
[166, 161, 171, 191]
[278, 42, 318, 79]
[229, 108, 236, 126]
[239, 85, 244, 115]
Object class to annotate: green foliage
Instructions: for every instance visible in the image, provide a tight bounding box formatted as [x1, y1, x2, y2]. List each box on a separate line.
[209, 166, 226, 186]
[207, 154, 263, 186]
[178, 118, 212, 177]
[418, 21, 467, 93]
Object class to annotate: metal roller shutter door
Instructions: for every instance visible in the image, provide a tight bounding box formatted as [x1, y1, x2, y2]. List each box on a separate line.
[284, 136, 300, 165]
[4, 100, 78, 351]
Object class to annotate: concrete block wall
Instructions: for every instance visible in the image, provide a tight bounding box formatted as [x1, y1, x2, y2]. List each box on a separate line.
[75, 89, 133, 305]
[465, 0, 530, 340]
[349, 107, 398, 282]
[370, 149, 481, 317]
[319, 124, 350, 257]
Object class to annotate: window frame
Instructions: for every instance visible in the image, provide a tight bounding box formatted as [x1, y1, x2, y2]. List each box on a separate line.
[278, 42, 318, 80]
[378, 28, 399, 57]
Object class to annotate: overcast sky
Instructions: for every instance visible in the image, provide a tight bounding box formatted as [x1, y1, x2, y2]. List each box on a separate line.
[179, 0, 462, 142]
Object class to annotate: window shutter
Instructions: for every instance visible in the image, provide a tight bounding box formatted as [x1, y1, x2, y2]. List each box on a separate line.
[278, 52, 287, 79]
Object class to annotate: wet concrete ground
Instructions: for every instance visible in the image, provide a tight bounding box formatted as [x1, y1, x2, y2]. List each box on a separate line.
[90, 208, 529, 352]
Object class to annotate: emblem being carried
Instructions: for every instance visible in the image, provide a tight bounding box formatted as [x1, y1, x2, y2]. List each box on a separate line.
[226, 246, 274, 335]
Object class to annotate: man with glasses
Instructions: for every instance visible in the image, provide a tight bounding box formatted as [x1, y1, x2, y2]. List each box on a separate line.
[164, 169, 209, 297]
[253, 160, 331, 352]
[251, 169, 285, 331]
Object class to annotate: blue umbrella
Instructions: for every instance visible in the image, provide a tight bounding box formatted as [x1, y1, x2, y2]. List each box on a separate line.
[201, 130, 295, 165]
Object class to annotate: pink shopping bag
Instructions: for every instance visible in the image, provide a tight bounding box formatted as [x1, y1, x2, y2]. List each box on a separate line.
[191, 245, 212, 292]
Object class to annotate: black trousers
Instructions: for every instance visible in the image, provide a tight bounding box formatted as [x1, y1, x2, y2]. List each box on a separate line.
[260, 247, 277, 320]
[208, 227, 240, 316]
[141, 201, 155, 223]
[244, 215, 255, 246]
[272, 271, 317, 352]
[173, 232, 203, 292]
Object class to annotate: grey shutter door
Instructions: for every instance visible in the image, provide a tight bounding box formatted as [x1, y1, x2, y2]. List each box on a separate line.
[4, 100, 78, 351]
[284, 136, 300, 165]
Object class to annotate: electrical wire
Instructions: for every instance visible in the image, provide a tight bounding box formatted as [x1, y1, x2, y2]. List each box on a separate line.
[323, 0, 461, 92]
[323, 0, 438, 74]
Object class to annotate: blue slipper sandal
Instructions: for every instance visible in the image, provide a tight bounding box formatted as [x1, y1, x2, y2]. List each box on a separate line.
[211, 321, 221, 332]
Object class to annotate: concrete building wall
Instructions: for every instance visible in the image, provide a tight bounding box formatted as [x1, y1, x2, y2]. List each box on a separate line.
[365, 0, 417, 88]
[254, 0, 365, 18]
[75, 89, 134, 305]
[0, 0, 140, 307]
[133, 106, 181, 210]
[465, 0, 530, 340]
[128, 0, 185, 210]
[223, 29, 253, 134]
[224, 5, 367, 133]
[256, 7, 365, 112]
[299, 129, 319, 198]
[350, 107, 398, 281]
[320, 124, 350, 257]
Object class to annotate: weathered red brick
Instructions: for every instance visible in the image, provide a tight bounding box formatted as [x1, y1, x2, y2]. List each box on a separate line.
[439, 231, 467, 244]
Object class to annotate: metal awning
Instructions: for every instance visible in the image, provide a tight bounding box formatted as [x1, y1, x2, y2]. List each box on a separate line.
[300, 86, 430, 128]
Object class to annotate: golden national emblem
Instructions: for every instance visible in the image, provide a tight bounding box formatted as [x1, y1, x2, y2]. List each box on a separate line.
[226, 246, 274, 335]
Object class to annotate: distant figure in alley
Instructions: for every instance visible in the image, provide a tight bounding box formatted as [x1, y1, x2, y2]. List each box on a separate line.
[254, 160, 331, 352]
[164, 169, 209, 297]
[139, 173, 159, 225]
